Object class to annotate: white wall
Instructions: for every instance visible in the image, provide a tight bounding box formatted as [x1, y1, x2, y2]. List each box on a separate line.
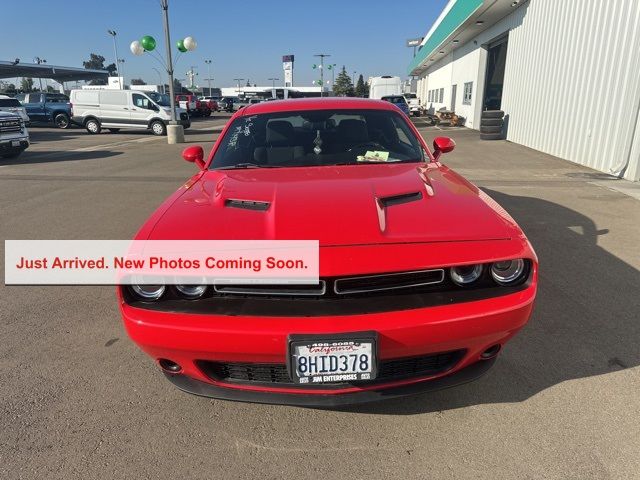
[415, 0, 640, 181]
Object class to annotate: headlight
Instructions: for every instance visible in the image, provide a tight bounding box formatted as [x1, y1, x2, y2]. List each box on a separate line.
[491, 259, 526, 285]
[175, 284, 207, 299]
[130, 284, 165, 300]
[450, 264, 483, 286]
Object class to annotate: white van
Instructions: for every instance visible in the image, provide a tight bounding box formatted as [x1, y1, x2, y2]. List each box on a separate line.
[368, 76, 402, 100]
[70, 90, 190, 135]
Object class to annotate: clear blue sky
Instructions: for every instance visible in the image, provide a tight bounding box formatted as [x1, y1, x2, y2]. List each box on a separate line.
[0, 0, 448, 88]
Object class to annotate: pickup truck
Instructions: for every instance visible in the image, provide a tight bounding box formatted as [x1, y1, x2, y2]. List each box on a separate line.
[0, 111, 29, 159]
[175, 94, 211, 117]
[15, 92, 72, 128]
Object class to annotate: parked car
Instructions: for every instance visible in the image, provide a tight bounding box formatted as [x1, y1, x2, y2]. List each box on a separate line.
[200, 96, 219, 112]
[219, 97, 237, 112]
[0, 95, 30, 124]
[0, 111, 29, 159]
[70, 89, 190, 135]
[119, 97, 538, 406]
[176, 93, 210, 117]
[14, 92, 71, 128]
[404, 93, 422, 117]
[381, 95, 411, 116]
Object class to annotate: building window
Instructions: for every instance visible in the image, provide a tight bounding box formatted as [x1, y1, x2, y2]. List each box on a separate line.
[439, 88, 444, 103]
[463, 82, 473, 105]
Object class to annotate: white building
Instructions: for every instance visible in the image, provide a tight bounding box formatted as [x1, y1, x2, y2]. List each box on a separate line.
[409, 0, 640, 181]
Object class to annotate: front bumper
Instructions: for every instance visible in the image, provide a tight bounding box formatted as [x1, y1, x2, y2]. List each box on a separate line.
[166, 356, 497, 407]
[0, 137, 29, 154]
[120, 281, 535, 405]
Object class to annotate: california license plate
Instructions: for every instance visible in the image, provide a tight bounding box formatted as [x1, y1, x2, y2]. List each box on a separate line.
[288, 333, 377, 384]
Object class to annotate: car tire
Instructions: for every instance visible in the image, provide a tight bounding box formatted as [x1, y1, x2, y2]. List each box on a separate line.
[54, 113, 70, 129]
[480, 118, 503, 127]
[480, 132, 504, 140]
[150, 120, 166, 136]
[108, 128, 120, 133]
[480, 125, 503, 134]
[481, 110, 504, 119]
[85, 118, 101, 134]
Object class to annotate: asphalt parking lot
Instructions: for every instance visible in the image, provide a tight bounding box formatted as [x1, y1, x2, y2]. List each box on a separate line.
[1, 118, 639, 479]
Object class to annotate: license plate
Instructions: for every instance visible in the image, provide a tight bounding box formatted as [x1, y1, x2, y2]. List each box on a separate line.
[289, 333, 377, 384]
[11, 140, 20, 147]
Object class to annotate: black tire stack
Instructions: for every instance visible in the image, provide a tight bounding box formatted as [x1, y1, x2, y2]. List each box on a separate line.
[480, 110, 504, 140]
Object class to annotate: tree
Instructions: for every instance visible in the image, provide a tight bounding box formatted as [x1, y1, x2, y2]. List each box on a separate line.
[82, 53, 117, 85]
[333, 66, 354, 97]
[20, 77, 34, 92]
[354, 74, 369, 97]
[130, 78, 147, 85]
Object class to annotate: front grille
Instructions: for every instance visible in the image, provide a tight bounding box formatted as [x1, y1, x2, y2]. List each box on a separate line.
[334, 269, 444, 294]
[124, 262, 532, 317]
[0, 119, 22, 133]
[197, 349, 466, 388]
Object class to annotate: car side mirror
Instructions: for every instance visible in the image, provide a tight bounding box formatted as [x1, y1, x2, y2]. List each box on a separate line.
[182, 145, 205, 170]
[432, 136, 455, 160]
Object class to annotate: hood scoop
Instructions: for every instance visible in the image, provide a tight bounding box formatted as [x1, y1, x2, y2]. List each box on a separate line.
[224, 199, 270, 211]
[378, 191, 423, 208]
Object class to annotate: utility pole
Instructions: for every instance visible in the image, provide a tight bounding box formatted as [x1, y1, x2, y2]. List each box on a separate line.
[107, 30, 122, 88]
[313, 54, 330, 97]
[160, 0, 182, 143]
[204, 59, 212, 96]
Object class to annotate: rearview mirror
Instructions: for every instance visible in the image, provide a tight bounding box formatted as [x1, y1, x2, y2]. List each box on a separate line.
[433, 137, 455, 159]
[182, 145, 205, 170]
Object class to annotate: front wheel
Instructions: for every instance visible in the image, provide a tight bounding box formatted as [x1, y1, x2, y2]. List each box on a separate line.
[55, 113, 70, 129]
[150, 120, 166, 136]
[85, 118, 101, 134]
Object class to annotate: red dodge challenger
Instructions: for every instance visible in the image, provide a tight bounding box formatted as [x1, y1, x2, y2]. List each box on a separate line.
[118, 98, 537, 406]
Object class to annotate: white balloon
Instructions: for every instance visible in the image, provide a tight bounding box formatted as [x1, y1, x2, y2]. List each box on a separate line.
[130, 40, 144, 56]
[183, 36, 197, 51]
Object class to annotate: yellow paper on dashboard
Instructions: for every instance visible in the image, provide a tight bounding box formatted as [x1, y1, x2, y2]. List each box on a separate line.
[357, 151, 389, 162]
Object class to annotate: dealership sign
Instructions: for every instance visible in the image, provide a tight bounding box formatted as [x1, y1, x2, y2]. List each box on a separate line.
[283, 54, 294, 87]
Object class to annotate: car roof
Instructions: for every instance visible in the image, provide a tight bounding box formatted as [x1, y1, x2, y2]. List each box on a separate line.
[240, 97, 398, 116]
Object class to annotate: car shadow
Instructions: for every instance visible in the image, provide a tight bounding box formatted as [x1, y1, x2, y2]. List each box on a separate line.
[337, 189, 640, 415]
[1, 150, 122, 166]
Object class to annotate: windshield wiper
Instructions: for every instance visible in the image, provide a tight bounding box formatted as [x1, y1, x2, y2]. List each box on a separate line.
[214, 163, 280, 170]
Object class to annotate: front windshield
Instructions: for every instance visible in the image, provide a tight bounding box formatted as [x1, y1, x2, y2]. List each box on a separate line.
[210, 109, 424, 169]
[147, 92, 171, 107]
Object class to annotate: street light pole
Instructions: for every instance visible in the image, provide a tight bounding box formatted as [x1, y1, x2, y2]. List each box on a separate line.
[152, 67, 163, 93]
[107, 30, 122, 88]
[160, 0, 177, 124]
[314, 54, 330, 97]
[204, 59, 212, 96]
[268, 77, 279, 88]
[233, 78, 244, 97]
[33, 57, 46, 92]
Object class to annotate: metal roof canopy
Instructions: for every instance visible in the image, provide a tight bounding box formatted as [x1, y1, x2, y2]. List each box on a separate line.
[0, 60, 109, 82]
[408, 0, 521, 76]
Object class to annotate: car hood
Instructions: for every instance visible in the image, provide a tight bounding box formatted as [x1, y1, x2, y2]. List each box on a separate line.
[147, 163, 519, 246]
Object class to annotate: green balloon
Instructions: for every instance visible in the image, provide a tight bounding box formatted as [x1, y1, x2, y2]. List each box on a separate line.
[140, 35, 156, 52]
[312, 64, 317, 69]
[176, 39, 187, 53]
